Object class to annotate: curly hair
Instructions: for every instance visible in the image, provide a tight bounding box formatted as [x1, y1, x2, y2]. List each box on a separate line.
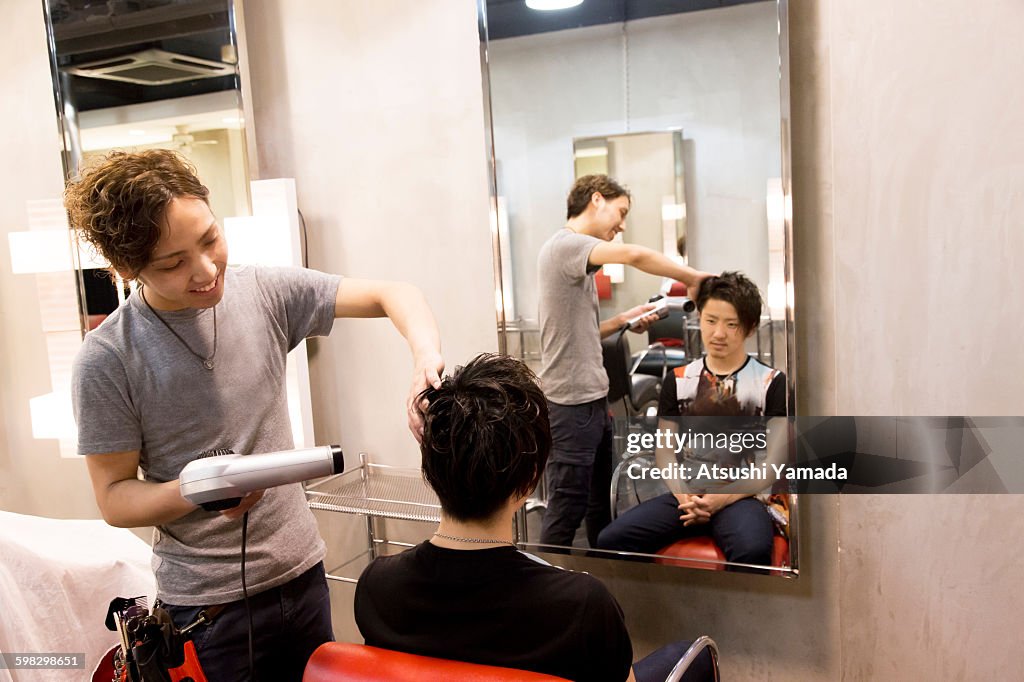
[419, 353, 551, 522]
[695, 271, 764, 334]
[566, 174, 630, 219]
[63, 149, 210, 278]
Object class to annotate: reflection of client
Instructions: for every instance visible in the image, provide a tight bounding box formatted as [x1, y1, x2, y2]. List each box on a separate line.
[597, 272, 786, 565]
[354, 354, 713, 682]
[538, 174, 709, 548]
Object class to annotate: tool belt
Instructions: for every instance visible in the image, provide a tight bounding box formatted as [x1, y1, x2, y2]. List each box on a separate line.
[101, 597, 224, 682]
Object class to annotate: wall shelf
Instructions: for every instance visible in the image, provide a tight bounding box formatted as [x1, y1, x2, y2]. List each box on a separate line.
[306, 454, 440, 583]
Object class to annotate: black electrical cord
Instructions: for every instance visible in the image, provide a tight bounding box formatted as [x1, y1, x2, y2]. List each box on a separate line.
[241, 511, 255, 681]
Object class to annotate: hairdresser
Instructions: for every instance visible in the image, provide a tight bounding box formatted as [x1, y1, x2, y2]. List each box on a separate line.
[536, 174, 710, 547]
[67, 149, 443, 680]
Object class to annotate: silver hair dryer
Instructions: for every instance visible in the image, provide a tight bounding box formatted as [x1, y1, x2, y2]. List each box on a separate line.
[179, 445, 344, 511]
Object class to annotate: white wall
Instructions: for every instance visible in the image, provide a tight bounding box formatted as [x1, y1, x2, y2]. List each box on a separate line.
[243, 0, 497, 470]
[488, 2, 781, 323]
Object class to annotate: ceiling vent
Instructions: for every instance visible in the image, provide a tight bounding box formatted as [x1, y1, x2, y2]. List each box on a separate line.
[63, 48, 235, 86]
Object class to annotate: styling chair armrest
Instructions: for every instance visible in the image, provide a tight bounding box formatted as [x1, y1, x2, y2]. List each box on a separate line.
[665, 636, 720, 682]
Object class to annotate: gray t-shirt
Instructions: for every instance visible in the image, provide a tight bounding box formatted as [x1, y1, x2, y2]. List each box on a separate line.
[537, 228, 608, 405]
[72, 265, 341, 606]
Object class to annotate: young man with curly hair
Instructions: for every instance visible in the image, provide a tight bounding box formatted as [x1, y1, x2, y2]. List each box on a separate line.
[597, 272, 787, 566]
[355, 353, 713, 682]
[67, 149, 444, 680]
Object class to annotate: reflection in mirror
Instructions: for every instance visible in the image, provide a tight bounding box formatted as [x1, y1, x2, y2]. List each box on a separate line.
[572, 131, 690, 354]
[41, 0, 250, 331]
[480, 0, 796, 575]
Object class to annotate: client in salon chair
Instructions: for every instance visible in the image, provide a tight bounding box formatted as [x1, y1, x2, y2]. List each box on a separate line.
[597, 272, 786, 565]
[354, 353, 713, 682]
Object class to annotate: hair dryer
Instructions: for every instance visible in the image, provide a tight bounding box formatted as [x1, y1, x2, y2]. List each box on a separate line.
[622, 295, 696, 331]
[179, 445, 344, 511]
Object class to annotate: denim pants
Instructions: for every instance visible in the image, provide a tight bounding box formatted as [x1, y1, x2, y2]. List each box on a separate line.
[165, 561, 334, 682]
[538, 398, 614, 547]
[597, 493, 774, 565]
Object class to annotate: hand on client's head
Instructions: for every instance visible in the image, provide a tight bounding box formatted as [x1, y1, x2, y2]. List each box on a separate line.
[407, 351, 446, 442]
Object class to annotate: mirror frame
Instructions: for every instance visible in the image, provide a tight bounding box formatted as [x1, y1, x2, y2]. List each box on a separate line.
[476, 0, 798, 577]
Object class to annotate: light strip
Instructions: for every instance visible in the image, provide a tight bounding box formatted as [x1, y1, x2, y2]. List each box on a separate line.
[525, 0, 584, 10]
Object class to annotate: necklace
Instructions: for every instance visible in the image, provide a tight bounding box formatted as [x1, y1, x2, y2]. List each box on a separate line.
[141, 286, 217, 370]
[433, 532, 514, 546]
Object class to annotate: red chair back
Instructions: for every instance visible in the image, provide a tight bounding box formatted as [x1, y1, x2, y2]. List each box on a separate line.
[303, 642, 570, 682]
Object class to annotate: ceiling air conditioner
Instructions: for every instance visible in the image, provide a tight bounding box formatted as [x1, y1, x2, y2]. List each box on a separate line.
[63, 48, 235, 86]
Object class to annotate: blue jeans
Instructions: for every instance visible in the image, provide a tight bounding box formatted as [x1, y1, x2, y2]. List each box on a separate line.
[597, 493, 774, 565]
[635, 640, 715, 682]
[165, 561, 334, 682]
[539, 399, 614, 547]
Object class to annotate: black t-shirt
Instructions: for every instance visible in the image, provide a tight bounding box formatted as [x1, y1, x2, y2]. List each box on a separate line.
[354, 541, 633, 682]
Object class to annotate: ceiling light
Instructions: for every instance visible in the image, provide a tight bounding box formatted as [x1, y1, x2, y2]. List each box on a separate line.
[525, 0, 584, 10]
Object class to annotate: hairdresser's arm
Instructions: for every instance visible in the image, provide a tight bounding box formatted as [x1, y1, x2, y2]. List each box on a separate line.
[599, 303, 660, 338]
[85, 450, 196, 528]
[589, 241, 711, 291]
[334, 278, 444, 440]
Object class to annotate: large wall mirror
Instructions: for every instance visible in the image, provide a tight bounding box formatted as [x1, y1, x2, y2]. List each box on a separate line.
[41, 0, 251, 333]
[479, 0, 797, 576]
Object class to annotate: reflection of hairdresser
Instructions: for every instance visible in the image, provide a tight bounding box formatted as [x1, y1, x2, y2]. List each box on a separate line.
[354, 354, 714, 682]
[537, 174, 710, 548]
[597, 272, 786, 565]
[67, 150, 444, 679]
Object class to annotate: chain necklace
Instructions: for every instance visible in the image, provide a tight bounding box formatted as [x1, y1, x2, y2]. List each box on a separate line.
[140, 285, 217, 370]
[433, 532, 514, 546]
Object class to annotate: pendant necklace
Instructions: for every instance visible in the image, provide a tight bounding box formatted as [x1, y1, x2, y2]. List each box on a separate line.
[140, 285, 217, 370]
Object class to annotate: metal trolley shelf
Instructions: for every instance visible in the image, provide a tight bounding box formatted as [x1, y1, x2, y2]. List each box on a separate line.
[305, 453, 440, 584]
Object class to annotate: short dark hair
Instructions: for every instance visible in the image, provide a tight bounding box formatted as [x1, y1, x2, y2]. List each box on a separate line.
[566, 174, 630, 219]
[419, 353, 551, 522]
[695, 271, 763, 334]
[64, 149, 211, 278]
